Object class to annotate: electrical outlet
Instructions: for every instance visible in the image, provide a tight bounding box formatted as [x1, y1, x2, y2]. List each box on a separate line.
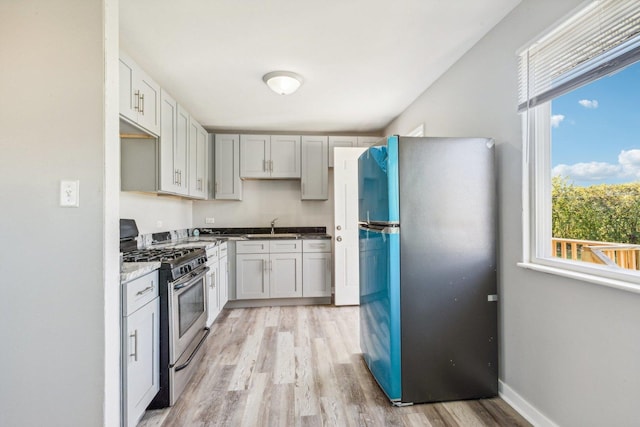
[205, 217, 215, 224]
[60, 180, 79, 207]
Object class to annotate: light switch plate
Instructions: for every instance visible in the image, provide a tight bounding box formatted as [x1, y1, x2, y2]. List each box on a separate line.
[60, 180, 79, 207]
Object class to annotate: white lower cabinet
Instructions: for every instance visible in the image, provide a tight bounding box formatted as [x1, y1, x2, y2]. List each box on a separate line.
[302, 240, 332, 297]
[206, 247, 220, 327]
[235, 239, 331, 300]
[219, 243, 229, 307]
[302, 252, 332, 297]
[236, 253, 271, 299]
[270, 252, 303, 298]
[122, 271, 159, 427]
[235, 240, 302, 299]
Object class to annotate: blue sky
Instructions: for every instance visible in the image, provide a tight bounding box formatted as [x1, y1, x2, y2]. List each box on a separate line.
[551, 60, 640, 186]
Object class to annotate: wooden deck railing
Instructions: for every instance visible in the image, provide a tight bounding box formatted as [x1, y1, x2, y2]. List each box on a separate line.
[551, 238, 640, 270]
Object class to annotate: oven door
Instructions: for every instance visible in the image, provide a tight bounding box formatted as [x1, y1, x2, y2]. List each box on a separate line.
[169, 265, 208, 363]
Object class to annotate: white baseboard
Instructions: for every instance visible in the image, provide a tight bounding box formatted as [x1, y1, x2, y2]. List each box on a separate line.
[499, 380, 559, 427]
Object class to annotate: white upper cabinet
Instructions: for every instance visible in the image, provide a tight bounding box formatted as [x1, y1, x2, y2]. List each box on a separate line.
[240, 134, 270, 178]
[270, 135, 301, 178]
[357, 136, 381, 147]
[213, 134, 242, 200]
[119, 51, 160, 136]
[188, 119, 207, 199]
[175, 104, 190, 195]
[240, 135, 301, 179]
[159, 90, 180, 194]
[301, 136, 329, 200]
[328, 136, 358, 167]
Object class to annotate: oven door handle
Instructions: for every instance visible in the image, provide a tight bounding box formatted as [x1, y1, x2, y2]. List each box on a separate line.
[174, 327, 210, 372]
[172, 266, 209, 290]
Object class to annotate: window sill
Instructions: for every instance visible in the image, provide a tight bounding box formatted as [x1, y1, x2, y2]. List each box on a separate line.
[517, 262, 640, 295]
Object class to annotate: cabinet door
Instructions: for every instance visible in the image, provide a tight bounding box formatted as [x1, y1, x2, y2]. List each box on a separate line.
[188, 119, 207, 199]
[270, 135, 301, 178]
[270, 253, 302, 298]
[124, 298, 159, 427]
[159, 90, 179, 193]
[220, 255, 229, 308]
[236, 253, 270, 299]
[240, 134, 270, 178]
[136, 70, 161, 136]
[214, 134, 242, 200]
[206, 262, 220, 327]
[119, 55, 137, 123]
[303, 253, 332, 297]
[301, 136, 329, 200]
[357, 136, 380, 147]
[175, 105, 190, 194]
[196, 125, 208, 198]
[328, 136, 357, 167]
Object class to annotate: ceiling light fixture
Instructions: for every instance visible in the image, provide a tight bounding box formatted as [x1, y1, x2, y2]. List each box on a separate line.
[262, 71, 303, 95]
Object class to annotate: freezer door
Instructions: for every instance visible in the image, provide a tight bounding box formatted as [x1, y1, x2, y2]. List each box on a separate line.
[358, 136, 399, 224]
[359, 225, 401, 401]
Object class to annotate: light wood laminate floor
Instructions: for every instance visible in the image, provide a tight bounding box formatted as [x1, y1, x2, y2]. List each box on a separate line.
[139, 306, 531, 427]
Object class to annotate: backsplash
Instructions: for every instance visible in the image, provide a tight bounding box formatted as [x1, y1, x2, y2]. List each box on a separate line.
[137, 228, 191, 248]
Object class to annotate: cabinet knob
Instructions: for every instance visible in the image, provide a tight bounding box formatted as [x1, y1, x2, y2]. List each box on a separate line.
[336, 236, 342, 242]
[336, 225, 342, 230]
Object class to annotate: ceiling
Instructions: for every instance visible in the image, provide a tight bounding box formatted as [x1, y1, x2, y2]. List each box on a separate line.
[120, 0, 521, 134]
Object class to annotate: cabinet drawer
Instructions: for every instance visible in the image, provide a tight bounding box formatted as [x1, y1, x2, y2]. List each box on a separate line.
[124, 271, 159, 316]
[269, 240, 302, 253]
[303, 239, 331, 253]
[236, 240, 269, 254]
[205, 245, 219, 260]
[218, 242, 228, 257]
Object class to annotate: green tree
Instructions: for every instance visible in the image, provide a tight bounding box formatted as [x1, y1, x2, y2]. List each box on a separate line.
[552, 176, 640, 243]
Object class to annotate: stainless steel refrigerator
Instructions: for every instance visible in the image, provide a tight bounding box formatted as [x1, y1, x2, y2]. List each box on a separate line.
[358, 135, 497, 405]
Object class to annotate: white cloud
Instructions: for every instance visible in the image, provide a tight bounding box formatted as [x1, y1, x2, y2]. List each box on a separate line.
[550, 114, 565, 128]
[553, 149, 640, 183]
[618, 149, 640, 179]
[553, 162, 621, 181]
[578, 99, 599, 109]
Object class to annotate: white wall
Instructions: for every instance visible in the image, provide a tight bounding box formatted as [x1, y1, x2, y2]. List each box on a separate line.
[0, 0, 117, 426]
[192, 174, 335, 232]
[386, 1, 640, 426]
[121, 191, 193, 234]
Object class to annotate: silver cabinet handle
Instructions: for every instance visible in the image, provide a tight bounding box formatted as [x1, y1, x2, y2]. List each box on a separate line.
[337, 225, 342, 230]
[134, 90, 140, 111]
[140, 93, 145, 114]
[130, 330, 138, 361]
[136, 283, 154, 296]
[269, 160, 273, 172]
[211, 271, 216, 288]
[336, 236, 342, 242]
[270, 260, 273, 271]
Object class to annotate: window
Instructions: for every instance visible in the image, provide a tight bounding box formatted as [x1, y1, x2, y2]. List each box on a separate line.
[519, 0, 640, 288]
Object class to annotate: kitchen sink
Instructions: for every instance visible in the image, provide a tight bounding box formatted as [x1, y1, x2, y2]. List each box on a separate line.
[244, 233, 301, 239]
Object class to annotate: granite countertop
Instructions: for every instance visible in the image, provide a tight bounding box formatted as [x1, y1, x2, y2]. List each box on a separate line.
[196, 227, 331, 241]
[121, 261, 161, 283]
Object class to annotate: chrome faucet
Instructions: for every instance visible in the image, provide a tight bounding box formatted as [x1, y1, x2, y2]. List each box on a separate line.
[270, 217, 278, 235]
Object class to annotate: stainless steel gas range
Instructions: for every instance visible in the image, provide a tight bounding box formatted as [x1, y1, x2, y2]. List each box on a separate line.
[121, 220, 210, 408]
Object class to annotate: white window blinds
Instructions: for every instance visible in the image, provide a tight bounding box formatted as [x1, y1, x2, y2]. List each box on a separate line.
[518, 0, 640, 112]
